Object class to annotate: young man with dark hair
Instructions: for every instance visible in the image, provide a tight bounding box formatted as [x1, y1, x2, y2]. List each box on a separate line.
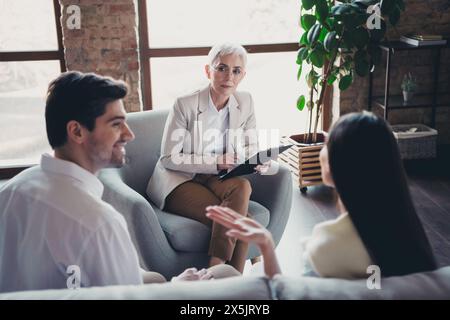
[0, 71, 235, 293]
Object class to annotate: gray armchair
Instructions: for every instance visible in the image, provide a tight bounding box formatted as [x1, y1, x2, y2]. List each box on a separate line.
[99, 110, 292, 279]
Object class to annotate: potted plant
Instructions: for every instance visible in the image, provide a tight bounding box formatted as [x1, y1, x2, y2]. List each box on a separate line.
[401, 72, 417, 103]
[287, 0, 405, 192]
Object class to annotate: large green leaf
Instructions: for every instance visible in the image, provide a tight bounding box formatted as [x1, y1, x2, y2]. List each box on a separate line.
[331, 4, 353, 16]
[342, 13, 366, 30]
[301, 14, 317, 31]
[297, 95, 306, 111]
[310, 46, 325, 68]
[339, 74, 353, 90]
[297, 63, 303, 80]
[302, 0, 316, 10]
[307, 24, 321, 44]
[352, 27, 370, 49]
[397, 0, 405, 11]
[319, 27, 329, 42]
[297, 47, 309, 64]
[324, 31, 338, 52]
[315, 0, 329, 22]
[300, 32, 309, 45]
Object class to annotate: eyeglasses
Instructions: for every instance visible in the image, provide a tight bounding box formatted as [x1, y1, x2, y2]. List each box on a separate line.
[210, 65, 244, 77]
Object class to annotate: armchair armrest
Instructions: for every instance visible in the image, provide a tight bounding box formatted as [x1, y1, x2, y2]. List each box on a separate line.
[98, 169, 178, 275]
[245, 164, 293, 247]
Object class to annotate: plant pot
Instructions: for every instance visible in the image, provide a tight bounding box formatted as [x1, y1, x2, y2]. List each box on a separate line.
[278, 133, 325, 193]
[403, 91, 414, 103]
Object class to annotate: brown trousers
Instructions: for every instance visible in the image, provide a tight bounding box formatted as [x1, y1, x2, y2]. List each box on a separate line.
[164, 174, 252, 273]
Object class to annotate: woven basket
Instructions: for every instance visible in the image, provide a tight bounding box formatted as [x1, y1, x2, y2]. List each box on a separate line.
[391, 124, 437, 159]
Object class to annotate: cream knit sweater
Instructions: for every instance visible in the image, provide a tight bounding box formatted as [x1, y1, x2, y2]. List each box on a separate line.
[301, 212, 374, 279]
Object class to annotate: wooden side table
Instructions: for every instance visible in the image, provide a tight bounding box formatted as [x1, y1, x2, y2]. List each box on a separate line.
[278, 135, 324, 193]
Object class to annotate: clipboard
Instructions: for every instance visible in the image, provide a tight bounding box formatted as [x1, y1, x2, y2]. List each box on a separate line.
[218, 144, 293, 181]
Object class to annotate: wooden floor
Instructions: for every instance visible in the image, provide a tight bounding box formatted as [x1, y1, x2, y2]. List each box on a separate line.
[274, 146, 450, 276]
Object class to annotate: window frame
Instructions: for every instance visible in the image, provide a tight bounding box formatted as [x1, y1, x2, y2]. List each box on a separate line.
[0, 0, 66, 179]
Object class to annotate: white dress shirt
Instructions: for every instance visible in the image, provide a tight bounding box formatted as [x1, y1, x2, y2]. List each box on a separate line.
[202, 92, 280, 175]
[202, 91, 230, 156]
[0, 154, 142, 292]
[300, 212, 374, 279]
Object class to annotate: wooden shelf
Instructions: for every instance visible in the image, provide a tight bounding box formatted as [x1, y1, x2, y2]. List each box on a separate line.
[372, 93, 450, 110]
[369, 40, 449, 128]
[379, 40, 450, 52]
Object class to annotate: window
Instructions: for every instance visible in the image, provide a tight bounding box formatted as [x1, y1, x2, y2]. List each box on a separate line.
[150, 52, 313, 137]
[139, 0, 325, 142]
[0, 0, 65, 176]
[146, 0, 299, 47]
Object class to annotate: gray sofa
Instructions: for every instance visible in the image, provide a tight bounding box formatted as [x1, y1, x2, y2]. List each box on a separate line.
[2, 266, 449, 299]
[2, 109, 449, 300]
[98, 110, 293, 279]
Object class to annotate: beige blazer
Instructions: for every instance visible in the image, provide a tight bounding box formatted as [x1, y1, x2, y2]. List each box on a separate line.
[147, 85, 259, 209]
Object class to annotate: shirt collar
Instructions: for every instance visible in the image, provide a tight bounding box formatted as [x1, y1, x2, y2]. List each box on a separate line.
[40, 153, 104, 198]
[208, 90, 229, 115]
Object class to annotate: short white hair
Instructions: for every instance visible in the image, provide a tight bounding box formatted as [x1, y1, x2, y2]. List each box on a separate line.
[207, 43, 248, 68]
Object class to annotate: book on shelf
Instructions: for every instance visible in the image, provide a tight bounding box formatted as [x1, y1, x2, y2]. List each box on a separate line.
[409, 34, 443, 40]
[400, 35, 447, 46]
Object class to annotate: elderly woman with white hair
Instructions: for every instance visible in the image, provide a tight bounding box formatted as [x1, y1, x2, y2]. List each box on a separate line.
[147, 43, 264, 273]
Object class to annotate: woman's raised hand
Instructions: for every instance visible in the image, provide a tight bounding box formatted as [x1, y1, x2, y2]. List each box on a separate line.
[205, 206, 273, 249]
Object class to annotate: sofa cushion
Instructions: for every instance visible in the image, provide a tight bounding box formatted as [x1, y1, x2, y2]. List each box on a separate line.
[0, 180, 7, 188]
[271, 266, 450, 300]
[155, 201, 270, 253]
[0, 276, 272, 300]
[2, 268, 449, 300]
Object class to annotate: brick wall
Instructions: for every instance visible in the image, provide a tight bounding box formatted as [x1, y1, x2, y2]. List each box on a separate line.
[334, 0, 450, 144]
[59, 0, 141, 112]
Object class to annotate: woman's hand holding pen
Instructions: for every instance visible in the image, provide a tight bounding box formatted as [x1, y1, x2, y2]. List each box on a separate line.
[254, 161, 271, 174]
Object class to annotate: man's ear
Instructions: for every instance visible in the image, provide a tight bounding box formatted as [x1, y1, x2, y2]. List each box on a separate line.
[205, 64, 211, 79]
[66, 120, 85, 144]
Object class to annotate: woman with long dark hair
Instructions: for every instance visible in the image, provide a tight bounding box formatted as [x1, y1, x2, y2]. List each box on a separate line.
[206, 112, 437, 278]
